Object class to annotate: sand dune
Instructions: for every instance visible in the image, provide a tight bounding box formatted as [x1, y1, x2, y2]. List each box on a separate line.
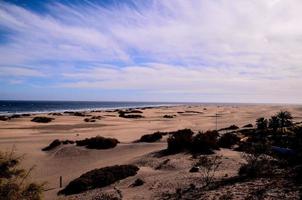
[1, 104, 302, 199]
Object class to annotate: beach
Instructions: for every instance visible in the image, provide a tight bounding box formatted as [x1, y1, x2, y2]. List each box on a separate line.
[1, 104, 302, 199]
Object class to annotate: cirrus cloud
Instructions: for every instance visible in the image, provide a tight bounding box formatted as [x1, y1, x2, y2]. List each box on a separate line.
[0, 0, 302, 103]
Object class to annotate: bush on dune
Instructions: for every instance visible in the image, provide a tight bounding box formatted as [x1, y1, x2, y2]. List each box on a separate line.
[219, 125, 239, 131]
[218, 132, 240, 148]
[127, 110, 143, 114]
[0, 149, 44, 200]
[238, 142, 275, 178]
[163, 115, 175, 118]
[242, 124, 253, 128]
[118, 110, 144, 118]
[191, 130, 219, 154]
[42, 139, 61, 151]
[166, 129, 220, 154]
[62, 140, 75, 145]
[31, 116, 54, 123]
[76, 136, 119, 149]
[84, 118, 96, 122]
[11, 114, 21, 119]
[42, 136, 118, 151]
[58, 165, 139, 195]
[42, 139, 75, 151]
[167, 129, 194, 153]
[138, 132, 163, 143]
[0, 116, 10, 121]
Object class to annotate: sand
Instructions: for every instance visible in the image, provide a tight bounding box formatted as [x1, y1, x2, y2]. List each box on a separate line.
[1, 104, 302, 199]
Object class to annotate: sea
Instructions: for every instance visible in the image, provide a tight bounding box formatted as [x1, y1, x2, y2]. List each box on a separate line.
[0, 100, 182, 115]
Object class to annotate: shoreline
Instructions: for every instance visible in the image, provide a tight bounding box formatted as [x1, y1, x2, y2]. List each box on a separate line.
[0, 103, 182, 116]
[1, 101, 302, 116]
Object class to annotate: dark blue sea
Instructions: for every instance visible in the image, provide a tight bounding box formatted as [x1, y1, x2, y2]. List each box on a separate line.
[0, 100, 181, 115]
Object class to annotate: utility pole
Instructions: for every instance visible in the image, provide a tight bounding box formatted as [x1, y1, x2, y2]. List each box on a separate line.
[60, 176, 62, 188]
[215, 113, 218, 131]
[215, 106, 218, 131]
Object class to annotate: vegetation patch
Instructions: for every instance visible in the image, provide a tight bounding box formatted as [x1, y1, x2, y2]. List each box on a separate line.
[137, 132, 163, 143]
[219, 125, 239, 131]
[238, 143, 277, 178]
[76, 136, 119, 149]
[0, 116, 10, 121]
[42, 139, 62, 151]
[242, 124, 253, 128]
[31, 116, 54, 123]
[11, 114, 21, 119]
[84, 118, 96, 122]
[118, 110, 144, 118]
[0, 149, 44, 200]
[167, 129, 194, 153]
[58, 165, 139, 195]
[163, 115, 176, 118]
[191, 131, 219, 154]
[130, 178, 145, 187]
[218, 132, 240, 148]
[48, 112, 63, 116]
[166, 129, 219, 154]
[84, 116, 102, 122]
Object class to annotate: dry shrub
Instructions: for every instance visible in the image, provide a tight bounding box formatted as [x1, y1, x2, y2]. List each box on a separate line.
[194, 155, 222, 186]
[138, 132, 163, 143]
[191, 130, 219, 154]
[167, 129, 194, 153]
[0, 149, 44, 200]
[118, 110, 143, 118]
[42, 139, 61, 151]
[84, 118, 96, 122]
[239, 143, 275, 178]
[219, 193, 234, 200]
[163, 115, 175, 118]
[92, 193, 121, 200]
[59, 165, 139, 195]
[219, 125, 239, 131]
[166, 129, 219, 154]
[76, 136, 119, 149]
[0, 116, 10, 121]
[218, 132, 240, 148]
[243, 124, 253, 128]
[130, 178, 145, 187]
[31, 116, 54, 123]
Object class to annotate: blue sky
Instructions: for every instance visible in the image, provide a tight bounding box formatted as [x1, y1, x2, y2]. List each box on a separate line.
[0, 0, 302, 103]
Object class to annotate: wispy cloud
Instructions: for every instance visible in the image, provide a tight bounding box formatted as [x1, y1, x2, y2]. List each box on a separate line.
[0, 66, 45, 77]
[0, 0, 302, 102]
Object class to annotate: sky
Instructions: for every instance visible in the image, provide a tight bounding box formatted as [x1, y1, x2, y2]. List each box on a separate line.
[0, 0, 302, 103]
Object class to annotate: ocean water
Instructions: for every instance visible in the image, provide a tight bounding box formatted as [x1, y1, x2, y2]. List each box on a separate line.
[0, 100, 180, 115]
